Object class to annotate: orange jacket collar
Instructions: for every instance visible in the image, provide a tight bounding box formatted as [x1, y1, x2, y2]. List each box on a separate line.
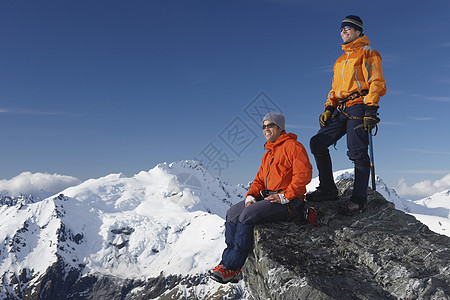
[264, 132, 297, 151]
[341, 34, 369, 52]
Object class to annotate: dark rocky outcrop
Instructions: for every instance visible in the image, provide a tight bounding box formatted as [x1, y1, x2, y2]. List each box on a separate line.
[243, 179, 450, 300]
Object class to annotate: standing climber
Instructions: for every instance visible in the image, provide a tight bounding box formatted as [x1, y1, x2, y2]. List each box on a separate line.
[306, 15, 386, 215]
[210, 113, 313, 284]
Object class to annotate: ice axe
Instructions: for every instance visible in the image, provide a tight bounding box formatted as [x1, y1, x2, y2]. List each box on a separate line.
[368, 130, 376, 191]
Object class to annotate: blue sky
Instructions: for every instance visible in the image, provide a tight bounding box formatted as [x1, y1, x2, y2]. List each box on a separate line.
[1, 0, 450, 199]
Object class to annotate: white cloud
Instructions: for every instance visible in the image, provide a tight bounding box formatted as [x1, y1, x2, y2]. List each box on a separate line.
[387, 89, 403, 96]
[286, 124, 317, 130]
[0, 107, 69, 116]
[424, 96, 450, 102]
[409, 94, 450, 102]
[396, 173, 450, 198]
[403, 148, 450, 155]
[381, 121, 405, 126]
[409, 117, 435, 121]
[0, 172, 81, 199]
[440, 79, 450, 84]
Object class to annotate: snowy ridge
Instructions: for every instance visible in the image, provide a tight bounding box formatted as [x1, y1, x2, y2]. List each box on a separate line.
[0, 195, 38, 207]
[375, 176, 450, 236]
[0, 194, 62, 295]
[409, 189, 450, 236]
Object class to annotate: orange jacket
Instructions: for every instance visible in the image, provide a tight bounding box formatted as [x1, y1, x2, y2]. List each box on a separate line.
[246, 133, 312, 201]
[325, 35, 386, 108]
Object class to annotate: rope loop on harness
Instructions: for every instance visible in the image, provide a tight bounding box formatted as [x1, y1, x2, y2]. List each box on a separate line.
[370, 124, 378, 136]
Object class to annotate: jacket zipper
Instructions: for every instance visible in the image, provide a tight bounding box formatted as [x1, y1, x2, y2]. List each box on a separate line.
[265, 157, 274, 188]
[340, 51, 350, 97]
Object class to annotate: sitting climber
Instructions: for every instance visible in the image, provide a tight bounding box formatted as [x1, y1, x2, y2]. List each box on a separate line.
[210, 113, 313, 284]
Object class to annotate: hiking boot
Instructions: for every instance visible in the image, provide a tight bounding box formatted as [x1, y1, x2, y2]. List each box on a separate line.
[305, 186, 338, 202]
[339, 196, 367, 216]
[208, 264, 223, 275]
[210, 266, 241, 284]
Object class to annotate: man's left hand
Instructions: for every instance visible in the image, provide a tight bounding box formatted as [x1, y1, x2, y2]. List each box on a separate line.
[364, 105, 380, 131]
[265, 194, 281, 203]
[264, 194, 289, 204]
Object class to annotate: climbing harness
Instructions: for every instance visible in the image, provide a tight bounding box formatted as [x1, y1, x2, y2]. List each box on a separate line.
[335, 89, 378, 135]
[336, 89, 369, 118]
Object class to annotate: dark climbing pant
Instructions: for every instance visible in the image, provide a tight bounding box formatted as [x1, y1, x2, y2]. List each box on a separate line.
[309, 104, 370, 198]
[221, 197, 304, 271]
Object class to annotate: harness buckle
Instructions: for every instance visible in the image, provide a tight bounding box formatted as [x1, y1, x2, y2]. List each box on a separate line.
[337, 89, 369, 112]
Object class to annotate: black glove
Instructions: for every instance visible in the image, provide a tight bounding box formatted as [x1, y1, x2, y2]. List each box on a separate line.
[319, 105, 335, 127]
[364, 105, 380, 132]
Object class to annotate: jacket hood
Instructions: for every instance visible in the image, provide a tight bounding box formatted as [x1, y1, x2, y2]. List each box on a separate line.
[342, 34, 370, 52]
[264, 132, 297, 151]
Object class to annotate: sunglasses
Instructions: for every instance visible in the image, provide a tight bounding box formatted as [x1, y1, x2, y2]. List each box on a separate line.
[262, 123, 277, 130]
[341, 25, 352, 32]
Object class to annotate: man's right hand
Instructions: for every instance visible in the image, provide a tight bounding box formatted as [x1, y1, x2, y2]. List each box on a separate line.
[245, 195, 255, 207]
[319, 106, 335, 127]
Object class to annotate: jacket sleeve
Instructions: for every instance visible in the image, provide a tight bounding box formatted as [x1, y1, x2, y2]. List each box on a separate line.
[324, 62, 339, 109]
[284, 142, 313, 200]
[362, 49, 386, 107]
[246, 154, 266, 198]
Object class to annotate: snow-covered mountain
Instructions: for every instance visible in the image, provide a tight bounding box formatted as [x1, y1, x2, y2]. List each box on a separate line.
[1, 161, 449, 299]
[409, 189, 450, 237]
[0, 161, 247, 298]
